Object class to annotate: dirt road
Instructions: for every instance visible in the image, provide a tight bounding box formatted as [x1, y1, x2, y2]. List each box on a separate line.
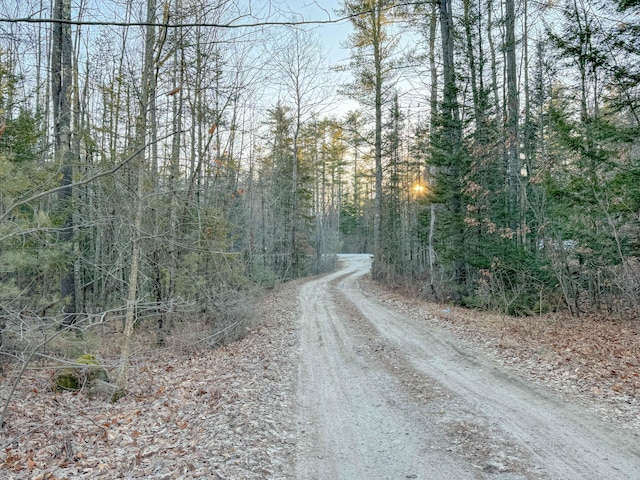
[294, 254, 640, 479]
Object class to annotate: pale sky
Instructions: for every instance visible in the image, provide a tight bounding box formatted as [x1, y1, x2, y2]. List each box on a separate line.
[271, 0, 353, 64]
[266, 0, 357, 117]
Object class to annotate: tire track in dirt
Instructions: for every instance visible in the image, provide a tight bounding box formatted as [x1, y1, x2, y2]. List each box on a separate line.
[295, 254, 640, 479]
[295, 256, 484, 480]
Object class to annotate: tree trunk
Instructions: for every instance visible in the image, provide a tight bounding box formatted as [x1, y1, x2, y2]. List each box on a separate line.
[117, 0, 156, 390]
[439, 0, 465, 291]
[463, 0, 482, 123]
[52, 0, 76, 324]
[505, 0, 520, 227]
[372, 2, 384, 279]
[428, 0, 438, 286]
[487, 0, 502, 127]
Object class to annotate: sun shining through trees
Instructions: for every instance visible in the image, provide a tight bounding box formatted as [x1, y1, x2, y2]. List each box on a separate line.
[1, 2, 640, 477]
[411, 180, 427, 198]
[0, 0, 638, 399]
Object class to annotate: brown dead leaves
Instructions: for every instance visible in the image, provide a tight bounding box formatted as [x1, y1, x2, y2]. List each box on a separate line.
[0, 284, 301, 479]
[367, 278, 640, 432]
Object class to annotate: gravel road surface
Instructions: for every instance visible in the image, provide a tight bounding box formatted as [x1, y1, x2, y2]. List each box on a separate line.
[294, 254, 640, 479]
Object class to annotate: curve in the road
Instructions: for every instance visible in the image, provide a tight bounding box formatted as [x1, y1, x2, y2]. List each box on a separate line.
[295, 254, 640, 480]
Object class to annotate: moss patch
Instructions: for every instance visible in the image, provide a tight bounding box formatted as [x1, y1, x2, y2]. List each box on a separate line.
[53, 354, 111, 393]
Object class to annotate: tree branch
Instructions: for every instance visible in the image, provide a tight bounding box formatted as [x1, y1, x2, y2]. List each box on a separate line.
[0, 3, 423, 29]
[0, 130, 183, 224]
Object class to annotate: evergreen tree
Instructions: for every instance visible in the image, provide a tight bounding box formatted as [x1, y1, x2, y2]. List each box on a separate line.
[340, 0, 400, 279]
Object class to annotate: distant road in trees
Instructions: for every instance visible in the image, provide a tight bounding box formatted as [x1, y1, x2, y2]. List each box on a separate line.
[294, 254, 640, 479]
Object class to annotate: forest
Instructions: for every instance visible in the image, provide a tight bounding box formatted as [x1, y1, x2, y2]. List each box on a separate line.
[0, 0, 639, 392]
